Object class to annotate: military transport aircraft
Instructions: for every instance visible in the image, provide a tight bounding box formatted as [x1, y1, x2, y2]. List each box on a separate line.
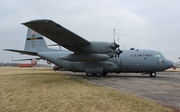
[4, 19, 174, 77]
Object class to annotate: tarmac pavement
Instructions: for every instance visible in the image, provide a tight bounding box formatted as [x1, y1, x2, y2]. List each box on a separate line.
[60, 71, 180, 110]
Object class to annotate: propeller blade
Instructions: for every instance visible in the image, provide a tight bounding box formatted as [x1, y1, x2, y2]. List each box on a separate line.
[111, 29, 123, 59]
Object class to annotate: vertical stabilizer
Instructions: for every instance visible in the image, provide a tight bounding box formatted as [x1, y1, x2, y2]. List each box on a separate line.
[24, 28, 48, 52]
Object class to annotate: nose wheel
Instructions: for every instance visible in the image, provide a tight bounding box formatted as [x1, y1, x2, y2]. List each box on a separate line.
[150, 72, 156, 77]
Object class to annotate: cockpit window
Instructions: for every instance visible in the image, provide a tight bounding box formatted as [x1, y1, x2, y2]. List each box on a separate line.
[155, 52, 165, 58]
[159, 58, 164, 63]
[155, 52, 161, 57]
[155, 52, 166, 63]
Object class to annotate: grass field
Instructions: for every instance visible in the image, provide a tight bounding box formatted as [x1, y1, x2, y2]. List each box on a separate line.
[0, 67, 176, 112]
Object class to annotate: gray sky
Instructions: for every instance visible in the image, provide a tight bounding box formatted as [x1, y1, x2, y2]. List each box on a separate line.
[1, 0, 180, 63]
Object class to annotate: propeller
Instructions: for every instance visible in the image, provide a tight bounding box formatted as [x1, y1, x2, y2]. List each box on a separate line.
[111, 29, 122, 58]
[111, 29, 119, 49]
[111, 29, 118, 57]
[115, 38, 123, 57]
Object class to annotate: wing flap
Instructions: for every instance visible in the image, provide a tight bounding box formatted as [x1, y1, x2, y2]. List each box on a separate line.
[22, 19, 91, 49]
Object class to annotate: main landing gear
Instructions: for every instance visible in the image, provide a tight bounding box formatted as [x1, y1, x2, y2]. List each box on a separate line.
[149, 72, 156, 77]
[86, 72, 107, 77]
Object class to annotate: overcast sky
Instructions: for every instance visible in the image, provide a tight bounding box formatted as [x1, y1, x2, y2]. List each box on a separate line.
[1, 0, 180, 63]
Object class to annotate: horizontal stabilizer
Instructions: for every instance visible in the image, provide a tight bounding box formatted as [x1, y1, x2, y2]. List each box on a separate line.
[3, 49, 37, 56]
[12, 57, 42, 61]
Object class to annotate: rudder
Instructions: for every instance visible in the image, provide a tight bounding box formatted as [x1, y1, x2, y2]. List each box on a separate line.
[24, 28, 48, 52]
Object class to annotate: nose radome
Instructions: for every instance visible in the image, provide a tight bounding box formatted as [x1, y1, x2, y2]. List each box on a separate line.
[165, 60, 174, 69]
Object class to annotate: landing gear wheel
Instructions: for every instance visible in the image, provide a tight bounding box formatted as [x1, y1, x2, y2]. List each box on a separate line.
[92, 74, 96, 77]
[86, 73, 97, 77]
[97, 74, 102, 77]
[86, 73, 91, 76]
[86, 73, 92, 77]
[150, 72, 156, 77]
[102, 72, 107, 77]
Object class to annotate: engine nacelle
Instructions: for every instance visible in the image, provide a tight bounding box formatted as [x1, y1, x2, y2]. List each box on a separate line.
[80, 41, 113, 54]
[60, 53, 109, 62]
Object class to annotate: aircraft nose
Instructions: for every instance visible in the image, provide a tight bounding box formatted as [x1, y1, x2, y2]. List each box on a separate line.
[165, 60, 174, 69]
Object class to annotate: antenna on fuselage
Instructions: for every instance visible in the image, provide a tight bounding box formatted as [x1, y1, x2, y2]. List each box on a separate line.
[115, 33, 122, 58]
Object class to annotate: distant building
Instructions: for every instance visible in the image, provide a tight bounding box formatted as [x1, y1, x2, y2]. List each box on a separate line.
[174, 62, 180, 68]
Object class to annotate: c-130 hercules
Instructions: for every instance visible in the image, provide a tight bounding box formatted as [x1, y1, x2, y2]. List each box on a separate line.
[4, 19, 174, 77]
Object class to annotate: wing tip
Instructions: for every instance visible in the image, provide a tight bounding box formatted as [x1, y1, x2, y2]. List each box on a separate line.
[3, 49, 11, 51]
[22, 19, 52, 25]
[3, 49, 37, 55]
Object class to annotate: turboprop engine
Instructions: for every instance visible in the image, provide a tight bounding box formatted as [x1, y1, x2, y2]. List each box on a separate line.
[80, 41, 113, 54]
[60, 53, 109, 62]
[81, 41, 122, 55]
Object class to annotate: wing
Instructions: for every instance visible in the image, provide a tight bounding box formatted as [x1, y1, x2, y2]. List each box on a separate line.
[22, 19, 91, 53]
[3, 49, 37, 56]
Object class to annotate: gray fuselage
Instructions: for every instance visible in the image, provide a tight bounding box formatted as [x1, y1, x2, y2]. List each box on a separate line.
[38, 49, 173, 74]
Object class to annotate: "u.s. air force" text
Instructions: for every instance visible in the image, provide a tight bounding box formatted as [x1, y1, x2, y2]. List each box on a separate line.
[131, 54, 153, 57]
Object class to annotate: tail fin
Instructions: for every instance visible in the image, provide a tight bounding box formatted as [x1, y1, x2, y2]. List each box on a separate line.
[24, 28, 48, 52]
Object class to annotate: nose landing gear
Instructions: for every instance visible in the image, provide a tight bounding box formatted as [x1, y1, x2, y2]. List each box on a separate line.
[150, 72, 156, 77]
